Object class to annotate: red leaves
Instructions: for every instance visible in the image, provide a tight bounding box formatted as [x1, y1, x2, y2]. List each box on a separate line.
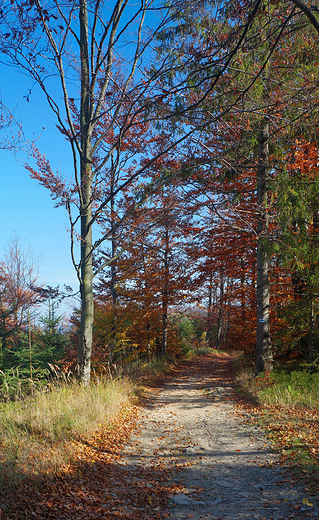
[25, 145, 77, 207]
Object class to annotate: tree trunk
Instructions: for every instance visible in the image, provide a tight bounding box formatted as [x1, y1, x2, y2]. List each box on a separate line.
[161, 225, 169, 357]
[206, 270, 214, 348]
[77, 0, 94, 385]
[109, 163, 118, 365]
[309, 206, 319, 364]
[162, 303, 168, 357]
[241, 258, 245, 321]
[146, 322, 151, 360]
[256, 115, 272, 373]
[215, 307, 223, 349]
[161, 257, 169, 356]
[215, 272, 224, 350]
[77, 204, 94, 385]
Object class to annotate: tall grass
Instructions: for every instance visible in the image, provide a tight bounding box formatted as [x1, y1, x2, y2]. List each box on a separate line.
[119, 355, 174, 381]
[110, 346, 214, 381]
[0, 377, 133, 483]
[0, 347, 215, 484]
[257, 370, 319, 410]
[235, 355, 319, 410]
[234, 355, 319, 487]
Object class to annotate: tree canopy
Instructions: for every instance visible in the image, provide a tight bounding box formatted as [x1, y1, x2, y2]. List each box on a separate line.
[0, 0, 318, 379]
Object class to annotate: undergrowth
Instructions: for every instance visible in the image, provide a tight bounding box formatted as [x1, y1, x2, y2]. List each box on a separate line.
[0, 377, 133, 484]
[0, 352, 180, 484]
[235, 354, 319, 410]
[0, 345, 214, 485]
[119, 355, 174, 381]
[182, 345, 220, 359]
[234, 353, 319, 490]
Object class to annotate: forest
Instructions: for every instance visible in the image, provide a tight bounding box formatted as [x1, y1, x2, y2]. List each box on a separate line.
[0, 0, 318, 383]
[0, 0, 319, 510]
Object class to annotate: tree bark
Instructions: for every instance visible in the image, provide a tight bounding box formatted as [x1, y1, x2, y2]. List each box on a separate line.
[161, 224, 169, 357]
[215, 271, 224, 350]
[77, 0, 94, 385]
[77, 183, 94, 385]
[241, 258, 245, 321]
[256, 116, 272, 373]
[109, 163, 118, 365]
[162, 302, 168, 357]
[206, 270, 214, 348]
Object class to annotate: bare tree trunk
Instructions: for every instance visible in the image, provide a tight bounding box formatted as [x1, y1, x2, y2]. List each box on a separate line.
[146, 323, 151, 360]
[162, 302, 168, 357]
[77, 0, 94, 385]
[215, 272, 224, 350]
[140, 246, 152, 359]
[206, 270, 214, 348]
[256, 114, 272, 373]
[109, 163, 118, 365]
[161, 225, 169, 357]
[215, 307, 223, 349]
[241, 258, 245, 321]
[77, 204, 94, 385]
[225, 277, 233, 345]
[309, 206, 319, 364]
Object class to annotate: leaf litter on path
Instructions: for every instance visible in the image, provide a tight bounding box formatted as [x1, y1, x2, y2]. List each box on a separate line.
[1, 352, 318, 519]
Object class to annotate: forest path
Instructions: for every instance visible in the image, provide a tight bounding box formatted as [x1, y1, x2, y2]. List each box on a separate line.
[4, 353, 319, 519]
[118, 352, 318, 520]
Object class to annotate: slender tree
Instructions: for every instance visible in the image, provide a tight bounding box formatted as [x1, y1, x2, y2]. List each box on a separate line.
[1, 0, 235, 383]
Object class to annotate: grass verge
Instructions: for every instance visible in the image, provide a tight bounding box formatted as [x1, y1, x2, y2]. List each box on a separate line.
[0, 377, 133, 484]
[234, 354, 319, 491]
[0, 346, 216, 487]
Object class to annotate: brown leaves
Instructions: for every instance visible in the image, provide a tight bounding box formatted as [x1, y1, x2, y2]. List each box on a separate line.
[0, 399, 181, 520]
[236, 388, 319, 493]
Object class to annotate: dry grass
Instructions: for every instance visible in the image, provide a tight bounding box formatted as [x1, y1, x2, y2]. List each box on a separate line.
[0, 377, 133, 483]
[120, 356, 174, 381]
[0, 350, 223, 484]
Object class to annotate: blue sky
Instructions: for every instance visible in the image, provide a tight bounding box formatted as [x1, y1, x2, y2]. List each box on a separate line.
[0, 3, 167, 318]
[0, 64, 79, 315]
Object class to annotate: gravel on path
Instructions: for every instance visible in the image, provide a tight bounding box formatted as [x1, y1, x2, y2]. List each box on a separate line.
[118, 353, 319, 520]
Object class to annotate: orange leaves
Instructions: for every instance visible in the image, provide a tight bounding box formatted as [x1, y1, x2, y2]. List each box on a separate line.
[237, 397, 319, 493]
[288, 139, 319, 181]
[0, 400, 182, 519]
[25, 145, 77, 207]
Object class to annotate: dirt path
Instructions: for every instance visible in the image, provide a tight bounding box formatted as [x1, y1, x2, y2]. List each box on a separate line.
[3, 352, 318, 519]
[118, 353, 318, 520]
